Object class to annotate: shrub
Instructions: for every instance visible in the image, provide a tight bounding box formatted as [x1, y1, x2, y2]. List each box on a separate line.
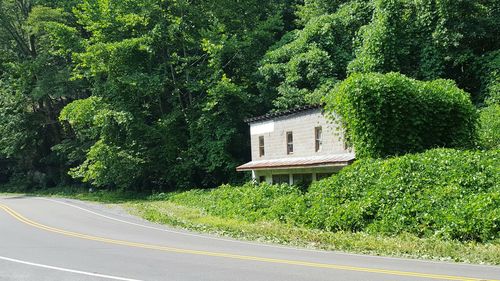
[164, 149, 498, 243]
[479, 103, 500, 150]
[307, 148, 499, 242]
[169, 182, 307, 224]
[325, 72, 478, 158]
[478, 85, 500, 150]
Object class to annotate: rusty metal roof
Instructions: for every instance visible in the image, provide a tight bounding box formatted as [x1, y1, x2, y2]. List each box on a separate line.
[236, 154, 355, 171]
[244, 104, 322, 124]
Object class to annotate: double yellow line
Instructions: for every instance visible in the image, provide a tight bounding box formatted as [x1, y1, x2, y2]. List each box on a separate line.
[0, 203, 496, 281]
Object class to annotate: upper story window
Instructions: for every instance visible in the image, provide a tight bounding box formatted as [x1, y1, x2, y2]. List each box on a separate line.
[343, 135, 352, 151]
[315, 126, 322, 152]
[286, 131, 293, 154]
[259, 136, 265, 157]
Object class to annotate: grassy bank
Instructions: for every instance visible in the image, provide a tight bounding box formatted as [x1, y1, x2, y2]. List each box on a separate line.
[127, 200, 500, 265]
[159, 149, 499, 244]
[1, 188, 498, 265]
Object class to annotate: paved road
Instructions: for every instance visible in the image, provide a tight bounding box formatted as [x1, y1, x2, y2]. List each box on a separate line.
[0, 196, 498, 281]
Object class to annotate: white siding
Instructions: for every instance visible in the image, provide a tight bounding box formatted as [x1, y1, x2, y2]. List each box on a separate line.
[249, 108, 349, 161]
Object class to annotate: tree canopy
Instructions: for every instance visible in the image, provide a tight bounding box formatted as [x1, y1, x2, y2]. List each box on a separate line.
[0, 0, 498, 191]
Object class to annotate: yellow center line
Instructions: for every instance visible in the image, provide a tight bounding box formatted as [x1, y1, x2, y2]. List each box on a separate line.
[0, 204, 496, 281]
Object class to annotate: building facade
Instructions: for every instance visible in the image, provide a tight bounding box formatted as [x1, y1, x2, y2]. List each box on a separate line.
[236, 105, 355, 186]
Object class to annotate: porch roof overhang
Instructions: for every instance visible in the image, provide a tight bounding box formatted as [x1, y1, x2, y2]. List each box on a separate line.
[236, 154, 355, 171]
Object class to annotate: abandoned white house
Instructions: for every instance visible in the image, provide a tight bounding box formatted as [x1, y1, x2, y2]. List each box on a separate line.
[236, 105, 355, 186]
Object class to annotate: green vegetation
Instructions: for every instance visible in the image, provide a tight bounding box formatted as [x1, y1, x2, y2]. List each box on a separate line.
[4, 188, 497, 264]
[129, 200, 500, 265]
[479, 103, 500, 150]
[4, 148, 498, 264]
[1, 0, 498, 191]
[160, 149, 499, 243]
[307, 149, 499, 242]
[0, 0, 295, 190]
[259, 0, 373, 110]
[0, 0, 498, 264]
[134, 148, 498, 263]
[165, 183, 307, 224]
[477, 58, 500, 150]
[2, 148, 497, 264]
[325, 73, 478, 158]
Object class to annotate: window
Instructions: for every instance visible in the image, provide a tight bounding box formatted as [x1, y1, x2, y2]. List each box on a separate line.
[343, 139, 352, 151]
[259, 176, 266, 183]
[316, 173, 333, 181]
[315, 126, 322, 152]
[286, 131, 293, 154]
[272, 174, 289, 185]
[293, 174, 313, 189]
[259, 136, 265, 157]
[343, 134, 352, 151]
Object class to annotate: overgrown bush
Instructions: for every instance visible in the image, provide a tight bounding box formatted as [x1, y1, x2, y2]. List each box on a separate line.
[166, 149, 499, 243]
[307, 148, 499, 242]
[478, 86, 499, 150]
[169, 182, 307, 224]
[479, 103, 500, 150]
[325, 72, 478, 158]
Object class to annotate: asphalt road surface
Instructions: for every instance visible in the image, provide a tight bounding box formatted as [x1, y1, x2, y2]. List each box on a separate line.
[0, 196, 498, 281]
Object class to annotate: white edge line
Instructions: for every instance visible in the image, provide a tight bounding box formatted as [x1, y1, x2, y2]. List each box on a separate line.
[37, 197, 327, 253]
[35, 197, 500, 269]
[0, 255, 143, 281]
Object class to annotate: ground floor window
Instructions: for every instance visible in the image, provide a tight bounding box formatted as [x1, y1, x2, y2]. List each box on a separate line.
[259, 176, 266, 183]
[272, 174, 289, 185]
[316, 173, 333, 181]
[293, 173, 312, 189]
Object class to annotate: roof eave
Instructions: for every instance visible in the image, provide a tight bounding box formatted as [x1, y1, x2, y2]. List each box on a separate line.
[236, 160, 354, 171]
[244, 104, 323, 124]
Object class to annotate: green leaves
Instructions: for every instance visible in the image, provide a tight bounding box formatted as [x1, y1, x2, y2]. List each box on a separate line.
[260, 0, 373, 110]
[60, 97, 147, 189]
[54, 0, 293, 190]
[348, 0, 499, 102]
[0, 0, 89, 186]
[164, 148, 499, 243]
[1, 0, 497, 191]
[169, 182, 307, 224]
[69, 139, 146, 188]
[307, 148, 500, 242]
[75, 0, 159, 42]
[325, 72, 478, 158]
[478, 103, 500, 150]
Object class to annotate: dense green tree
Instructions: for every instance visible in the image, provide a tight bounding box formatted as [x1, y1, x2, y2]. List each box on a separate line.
[264, 0, 499, 110]
[325, 72, 478, 158]
[58, 0, 293, 190]
[296, 0, 356, 24]
[0, 0, 498, 191]
[0, 0, 85, 187]
[477, 50, 499, 149]
[259, 0, 372, 110]
[348, 0, 500, 102]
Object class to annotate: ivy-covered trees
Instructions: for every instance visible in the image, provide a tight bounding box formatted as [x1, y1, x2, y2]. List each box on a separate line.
[259, 1, 373, 110]
[261, 0, 499, 111]
[348, 0, 500, 102]
[478, 52, 500, 149]
[0, 0, 85, 187]
[0, 0, 498, 190]
[57, 0, 292, 190]
[325, 72, 478, 158]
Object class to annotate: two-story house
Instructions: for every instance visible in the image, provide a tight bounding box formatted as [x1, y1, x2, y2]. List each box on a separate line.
[236, 105, 355, 186]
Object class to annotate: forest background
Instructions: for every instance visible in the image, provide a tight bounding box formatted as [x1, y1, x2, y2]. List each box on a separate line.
[0, 0, 498, 192]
